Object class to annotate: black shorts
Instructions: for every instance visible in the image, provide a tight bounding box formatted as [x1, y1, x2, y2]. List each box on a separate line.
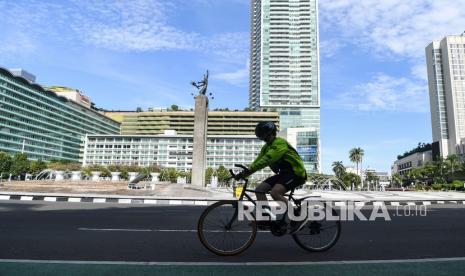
[263, 173, 306, 191]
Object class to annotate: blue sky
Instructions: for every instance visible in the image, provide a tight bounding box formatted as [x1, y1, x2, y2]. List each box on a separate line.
[1, 0, 464, 174]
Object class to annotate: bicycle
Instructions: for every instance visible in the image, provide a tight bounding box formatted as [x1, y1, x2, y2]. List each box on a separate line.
[197, 164, 341, 256]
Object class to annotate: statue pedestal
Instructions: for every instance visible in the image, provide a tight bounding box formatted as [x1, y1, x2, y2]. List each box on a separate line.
[191, 94, 208, 188]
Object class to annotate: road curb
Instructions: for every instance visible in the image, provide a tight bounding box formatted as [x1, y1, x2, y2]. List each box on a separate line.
[1, 192, 465, 206]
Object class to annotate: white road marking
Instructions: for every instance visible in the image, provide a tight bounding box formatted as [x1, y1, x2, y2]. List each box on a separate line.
[20, 196, 33, 201]
[169, 200, 183, 205]
[2, 257, 465, 266]
[407, 202, 415, 206]
[78, 227, 265, 233]
[423, 201, 431, 205]
[0, 195, 10, 200]
[144, 200, 157, 204]
[194, 201, 208, 206]
[93, 198, 106, 203]
[68, 198, 81, 203]
[118, 199, 131, 204]
[390, 202, 399, 206]
[44, 197, 56, 202]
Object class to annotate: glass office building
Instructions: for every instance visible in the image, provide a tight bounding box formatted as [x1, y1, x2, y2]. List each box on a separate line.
[0, 67, 120, 161]
[249, 0, 320, 172]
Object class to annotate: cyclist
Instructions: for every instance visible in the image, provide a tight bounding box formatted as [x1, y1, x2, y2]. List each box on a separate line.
[235, 121, 307, 222]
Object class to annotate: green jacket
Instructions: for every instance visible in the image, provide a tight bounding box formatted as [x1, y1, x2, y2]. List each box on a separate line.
[249, 137, 307, 179]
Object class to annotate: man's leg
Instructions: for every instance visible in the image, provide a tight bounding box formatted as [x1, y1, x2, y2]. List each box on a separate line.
[269, 184, 288, 205]
[255, 182, 272, 202]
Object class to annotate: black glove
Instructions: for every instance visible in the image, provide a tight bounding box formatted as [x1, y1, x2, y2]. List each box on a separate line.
[235, 168, 251, 180]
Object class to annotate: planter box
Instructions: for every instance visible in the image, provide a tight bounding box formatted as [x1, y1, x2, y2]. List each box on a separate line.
[111, 172, 121, 182]
[91, 171, 101, 181]
[71, 171, 81, 181]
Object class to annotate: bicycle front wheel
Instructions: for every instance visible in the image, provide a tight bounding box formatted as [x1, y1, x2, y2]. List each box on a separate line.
[197, 200, 257, 256]
[292, 203, 341, 252]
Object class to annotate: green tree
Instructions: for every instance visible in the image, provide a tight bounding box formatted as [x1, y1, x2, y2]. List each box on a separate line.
[0, 152, 13, 179]
[342, 172, 361, 190]
[205, 167, 214, 184]
[29, 159, 47, 175]
[216, 166, 230, 183]
[48, 161, 81, 171]
[349, 147, 364, 188]
[365, 171, 380, 190]
[10, 153, 30, 180]
[119, 166, 129, 180]
[81, 166, 92, 179]
[433, 157, 448, 184]
[159, 168, 179, 183]
[100, 167, 111, 178]
[391, 173, 402, 187]
[331, 161, 345, 179]
[446, 154, 461, 175]
[170, 104, 179, 111]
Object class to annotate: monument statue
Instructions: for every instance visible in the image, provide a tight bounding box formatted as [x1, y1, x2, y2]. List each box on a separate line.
[191, 70, 209, 95]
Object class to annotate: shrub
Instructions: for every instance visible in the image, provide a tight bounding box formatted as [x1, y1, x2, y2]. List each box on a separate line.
[441, 183, 453, 191]
[452, 180, 464, 191]
[100, 167, 111, 178]
[159, 168, 179, 183]
[431, 183, 443, 191]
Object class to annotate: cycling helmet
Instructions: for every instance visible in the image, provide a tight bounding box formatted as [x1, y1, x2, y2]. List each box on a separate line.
[255, 121, 277, 140]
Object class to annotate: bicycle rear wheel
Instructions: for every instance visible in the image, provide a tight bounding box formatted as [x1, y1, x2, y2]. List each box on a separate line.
[292, 203, 341, 252]
[198, 200, 257, 256]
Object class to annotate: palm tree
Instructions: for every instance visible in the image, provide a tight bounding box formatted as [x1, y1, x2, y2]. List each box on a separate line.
[332, 161, 346, 179]
[365, 172, 380, 191]
[446, 154, 461, 175]
[349, 147, 365, 189]
[391, 173, 402, 188]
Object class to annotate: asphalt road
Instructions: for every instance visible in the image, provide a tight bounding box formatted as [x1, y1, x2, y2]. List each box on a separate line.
[1, 200, 465, 263]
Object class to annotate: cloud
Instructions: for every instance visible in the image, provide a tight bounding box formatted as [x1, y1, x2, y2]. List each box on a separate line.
[319, 0, 464, 111]
[0, 0, 249, 64]
[69, 0, 199, 51]
[329, 73, 428, 112]
[319, 39, 345, 58]
[319, 0, 465, 59]
[213, 60, 250, 87]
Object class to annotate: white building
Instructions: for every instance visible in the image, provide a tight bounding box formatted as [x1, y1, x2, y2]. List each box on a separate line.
[249, 0, 320, 173]
[426, 32, 465, 160]
[391, 150, 433, 176]
[82, 132, 272, 180]
[46, 86, 92, 108]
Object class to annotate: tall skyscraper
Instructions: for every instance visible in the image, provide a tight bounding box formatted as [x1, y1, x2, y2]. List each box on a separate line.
[426, 32, 465, 160]
[249, 0, 320, 172]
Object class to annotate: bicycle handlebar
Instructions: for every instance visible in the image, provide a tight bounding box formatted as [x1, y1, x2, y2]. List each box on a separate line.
[234, 164, 248, 170]
[229, 164, 249, 181]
